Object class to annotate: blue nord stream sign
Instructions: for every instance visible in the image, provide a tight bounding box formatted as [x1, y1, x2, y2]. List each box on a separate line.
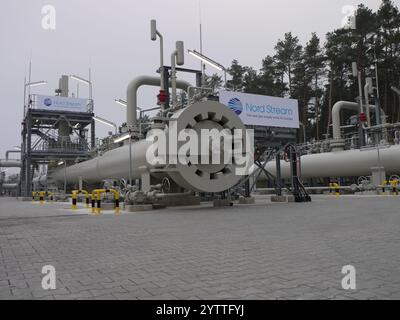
[36, 95, 88, 113]
[219, 90, 299, 129]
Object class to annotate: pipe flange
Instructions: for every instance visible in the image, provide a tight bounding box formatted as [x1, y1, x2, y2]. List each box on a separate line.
[167, 101, 248, 193]
[330, 139, 345, 151]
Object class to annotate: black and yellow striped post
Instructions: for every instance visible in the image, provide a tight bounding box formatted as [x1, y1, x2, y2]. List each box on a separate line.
[72, 191, 78, 210]
[91, 191, 96, 214]
[380, 181, 387, 196]
[328, 183, 340, 196]
[72, 190, 90, 210]
[110, 189, 120, 215]
[78, 190, 90, 208]
[331, 183, 340, 197]
[91, 189, 120, 215]
[39, 191, 45, 204]
[46, 192, 53, 202]
[32, 191, 37, 202]
[96, 190, 102, 215]
[390, 180, 399, 196]
[85, 192, 90, 208]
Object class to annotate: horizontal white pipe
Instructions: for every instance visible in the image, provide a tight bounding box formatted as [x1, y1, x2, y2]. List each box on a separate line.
[1, 183, 18, 189]
[0, 160, 21, 168]
[258, 144, 400, 180]
[51, 140, 154, 185]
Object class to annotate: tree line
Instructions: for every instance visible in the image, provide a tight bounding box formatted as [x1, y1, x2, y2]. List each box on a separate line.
[205, 0, 400, 142]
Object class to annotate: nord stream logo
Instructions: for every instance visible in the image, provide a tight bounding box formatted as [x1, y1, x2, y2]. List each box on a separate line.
[44, 98, 53, 107]
[228, 98, 243, 115]
[245, 103, 293, 116]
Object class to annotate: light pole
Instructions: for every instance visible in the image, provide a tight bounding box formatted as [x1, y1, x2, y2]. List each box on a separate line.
[93, 116, 118, 135]
[114, 99, 143, 112]
[69, 74, 93, 111]
[115, 99, 127, 107]
[188, 49, 228, 89]
[151, 20, 164, 90]
[23, 80, 47, 116]
[366, 33, 380, 99]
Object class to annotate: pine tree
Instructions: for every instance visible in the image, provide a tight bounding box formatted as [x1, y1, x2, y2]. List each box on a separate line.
[274, 32, 303, 97]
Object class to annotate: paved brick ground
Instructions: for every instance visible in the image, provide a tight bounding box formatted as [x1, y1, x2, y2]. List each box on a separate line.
[0, 195, 399, 300]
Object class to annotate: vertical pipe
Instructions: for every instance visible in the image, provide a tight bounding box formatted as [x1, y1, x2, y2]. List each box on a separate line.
[364, 83, 371, 127]
[96, 191, 101, 215]
[374, 49, 380, 100]
[275, 154, 282, 196]
[357, 71, 364, 114]
[64, 161, 67, 194]
[23, 77, 27, 118]
[26, 111, 32, 197]
[129, 134, 133, 186]
[171, 51, 177, 109]
[91, 193, 96, 214]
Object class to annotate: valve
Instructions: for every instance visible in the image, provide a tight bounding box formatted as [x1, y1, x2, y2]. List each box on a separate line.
[157, 89, 167, 105]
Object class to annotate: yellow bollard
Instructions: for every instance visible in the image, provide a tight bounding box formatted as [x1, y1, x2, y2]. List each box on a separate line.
[112, 189, 120, 215]
[91, 191, 96, 214]
[39, 191, 45, 204]
[334, 183, 340, 197]
[46, 192, 54, 202]
[91, 189, 120, 215]
[390, 180, 399, 196]
[72, 190, 90, 210]
[72, 191, 78, 210]
[381, 181, 387, 196]
[96, 190, 102, 215]
[85, 191, 90, 208]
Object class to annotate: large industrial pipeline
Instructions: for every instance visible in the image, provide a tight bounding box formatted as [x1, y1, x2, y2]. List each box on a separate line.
[51, 100, 248, 193]
[0, 160, 21, 168]
[0, 150, 21, 168]
[50, 94, 400, 189]
[258, 144, 400, 180]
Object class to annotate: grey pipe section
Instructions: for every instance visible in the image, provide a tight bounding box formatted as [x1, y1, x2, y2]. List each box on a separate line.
[1, 183, 18, 189]
[171, 51, 178, 109]
[255, 144, 400, 180]
[6, 150, 21, 160]
[0, 160, 21, 168]
[332, 101, 386, 140]
[154, 191, 192, 198]
[127, 76, 191, 127]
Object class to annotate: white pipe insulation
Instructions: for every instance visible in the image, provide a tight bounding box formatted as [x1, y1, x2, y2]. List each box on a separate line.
[51, 140, 153, 184]
[259, 144, 400, 180]
[0, 160, 21, 168]
[1, 183, 18, 190]
[126, 76, 191, 127]
[332, 101, 386, 141]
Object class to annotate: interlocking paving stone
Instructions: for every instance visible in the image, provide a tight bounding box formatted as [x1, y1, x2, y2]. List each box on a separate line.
[0, 195, 399, 299]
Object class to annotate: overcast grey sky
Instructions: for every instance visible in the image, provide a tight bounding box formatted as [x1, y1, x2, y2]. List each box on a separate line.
[0, 0, 383, 174]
